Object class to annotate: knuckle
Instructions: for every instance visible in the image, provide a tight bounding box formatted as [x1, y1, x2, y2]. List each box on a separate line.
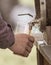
[25, 52, 29, 57]
[28, 36, 34, 43]
[28, 42, 33, 48]
[23, 49, 29, 57]
[28, 49, 31, 53]
[31, 43, 33, 47]
[26, 46, 32, 53]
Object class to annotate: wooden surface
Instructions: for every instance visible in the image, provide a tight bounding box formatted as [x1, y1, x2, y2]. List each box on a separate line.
[35, 0, 51, 25]
[35, 0, 51, 65]
[46, 0, 51, 25]
[46, 26, 51, 45]
[35, 0, 40, 19]
[37, 49, 50, 65]
[36, 41, 51, 65]
[37, 49, 44, 65]
[39, 45, 51, 64]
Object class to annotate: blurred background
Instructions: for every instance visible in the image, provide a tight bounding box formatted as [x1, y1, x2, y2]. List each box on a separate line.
[0, 0, 37, 65]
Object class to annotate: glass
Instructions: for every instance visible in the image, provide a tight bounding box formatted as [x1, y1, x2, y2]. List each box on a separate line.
[9, 1, 37, 65]
[10, 2, 36, 34]
[0, 0, 37, 65]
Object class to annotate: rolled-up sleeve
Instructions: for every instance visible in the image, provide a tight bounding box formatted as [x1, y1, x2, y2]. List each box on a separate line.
[0, 15, 15, 49]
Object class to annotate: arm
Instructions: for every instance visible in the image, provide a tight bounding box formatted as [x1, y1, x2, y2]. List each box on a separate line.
[0, 15, 15, 49]
[0, 14, 34, 57]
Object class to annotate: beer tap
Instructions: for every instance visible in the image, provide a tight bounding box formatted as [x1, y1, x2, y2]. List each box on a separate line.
[28, 18, 43, 35]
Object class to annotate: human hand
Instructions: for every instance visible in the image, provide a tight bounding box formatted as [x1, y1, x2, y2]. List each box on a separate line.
[9, 34, 34, 57]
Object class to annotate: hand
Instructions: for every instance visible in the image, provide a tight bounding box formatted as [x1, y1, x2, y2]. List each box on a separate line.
[9, 34, 34, 57]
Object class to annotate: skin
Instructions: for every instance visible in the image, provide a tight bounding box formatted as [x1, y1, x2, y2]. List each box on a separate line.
[0, 0, 35, 57]
[10, 34, 34, 57]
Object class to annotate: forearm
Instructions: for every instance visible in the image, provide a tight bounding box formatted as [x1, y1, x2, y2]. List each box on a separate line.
[0, 15, 15, 49]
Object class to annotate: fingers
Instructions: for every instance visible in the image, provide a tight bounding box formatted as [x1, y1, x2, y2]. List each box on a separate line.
[23, 50, 29, 57]
[28, 36, 34, 43]
[14, 49, 29, 57]
[27, 41, 33, 48]
[25, 45, 32, 53]
[27, 35, 34, 48]
[23, 35, 34, 57]
[11, 34, 35, 57]
[25, 41, 33, 53]
[24, 45, 33, 57]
